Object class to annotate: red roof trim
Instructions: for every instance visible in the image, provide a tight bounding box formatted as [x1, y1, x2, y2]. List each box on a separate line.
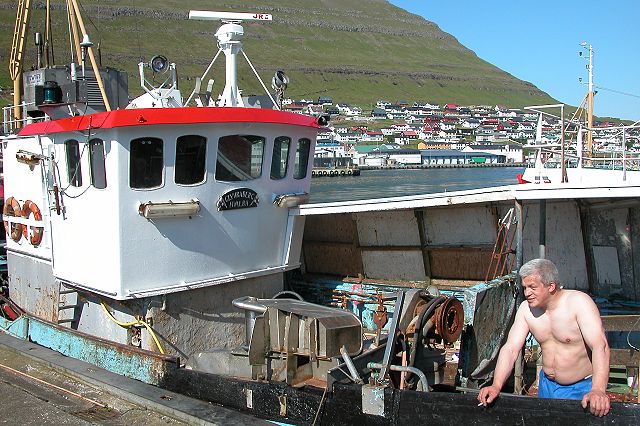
[18, 107, 321, 136]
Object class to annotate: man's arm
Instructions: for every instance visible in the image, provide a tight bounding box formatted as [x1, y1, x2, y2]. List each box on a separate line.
[575, 292, 610, 417]
[477, 301, 530, 406]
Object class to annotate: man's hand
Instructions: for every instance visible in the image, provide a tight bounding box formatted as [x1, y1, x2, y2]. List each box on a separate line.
[477, 385, 501, 407]
[581, 389, 610, 417]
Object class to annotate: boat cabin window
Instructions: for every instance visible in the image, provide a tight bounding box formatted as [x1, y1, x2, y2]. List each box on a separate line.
[130, 137, 163, 189]
[176, 135, 207, 185]
[270, 136, 291, 180]
[215, 135, 264, 182]
[65, 139, 82, 187]
[89, 138, 107, 189]
[293, 138, 311, 180]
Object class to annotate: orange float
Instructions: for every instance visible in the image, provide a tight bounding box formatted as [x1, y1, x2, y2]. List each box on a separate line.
[3, 196, 23, 242]
[21, 200, 44, 246]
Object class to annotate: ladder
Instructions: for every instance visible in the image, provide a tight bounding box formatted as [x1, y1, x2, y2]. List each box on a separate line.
[57, 281, 81, 327]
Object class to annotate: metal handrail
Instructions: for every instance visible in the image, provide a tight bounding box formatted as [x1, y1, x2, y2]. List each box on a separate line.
[2, 102, 42, 134]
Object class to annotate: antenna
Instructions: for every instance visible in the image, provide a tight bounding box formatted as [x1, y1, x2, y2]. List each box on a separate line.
[189, 10, 272, 107]
[188, 11, 272, 22]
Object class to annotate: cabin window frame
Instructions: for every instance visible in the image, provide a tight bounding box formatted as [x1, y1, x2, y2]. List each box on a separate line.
[88, 138, 107, 189]
[215, 134, 265, 182]
[293, 137, 311, 180]
[175, 134, 207, 186]
[129, 137, 164, 190]
[64, 139, 83, 187]
[270, 136, 291, 180]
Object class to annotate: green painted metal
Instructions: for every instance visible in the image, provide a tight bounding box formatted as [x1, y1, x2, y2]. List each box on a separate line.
[0, 314, 178, 385]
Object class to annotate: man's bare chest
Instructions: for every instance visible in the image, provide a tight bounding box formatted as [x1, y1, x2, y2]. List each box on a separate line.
[527, 311, 582, 345]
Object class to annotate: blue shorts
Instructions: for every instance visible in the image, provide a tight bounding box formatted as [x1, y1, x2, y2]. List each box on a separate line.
[538, 370, 592, 400]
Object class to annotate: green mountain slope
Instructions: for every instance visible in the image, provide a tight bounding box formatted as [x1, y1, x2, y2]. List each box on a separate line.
[0, 0, 556, 108]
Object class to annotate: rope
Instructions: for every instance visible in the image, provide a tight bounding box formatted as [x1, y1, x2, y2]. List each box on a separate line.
[100, 302, 165, 354]
[0, 362, 107, 407]
[312, 385, 328, 426]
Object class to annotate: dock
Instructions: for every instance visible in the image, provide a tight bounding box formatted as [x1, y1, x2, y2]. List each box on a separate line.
[359, 163, 526, 170]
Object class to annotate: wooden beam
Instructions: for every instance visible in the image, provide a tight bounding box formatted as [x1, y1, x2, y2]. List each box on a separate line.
[609, 348, 640, 367]
[304, 241, 494, 251]
[602, 315, 640, 332]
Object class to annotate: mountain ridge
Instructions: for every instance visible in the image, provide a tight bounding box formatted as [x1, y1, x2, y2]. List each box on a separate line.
[0, 0, 556, 109]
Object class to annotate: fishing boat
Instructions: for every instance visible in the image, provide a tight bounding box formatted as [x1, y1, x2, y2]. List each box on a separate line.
[1, 4, 639, 425]
[519, 45, 640, 186]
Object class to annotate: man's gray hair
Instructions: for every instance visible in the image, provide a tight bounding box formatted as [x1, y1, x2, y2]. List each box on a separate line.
[519, 258, 559, 287]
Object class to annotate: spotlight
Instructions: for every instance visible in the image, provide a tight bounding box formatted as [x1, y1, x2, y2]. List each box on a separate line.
[150, 55, 168, 73]
[272, 70, 289, 90]
[317, 114, 330, 126]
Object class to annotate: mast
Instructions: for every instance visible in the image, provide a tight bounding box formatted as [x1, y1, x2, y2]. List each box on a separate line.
[9, 0, 32, 129]
[585, 43, 594, 159]
[68, 0, 111, 111]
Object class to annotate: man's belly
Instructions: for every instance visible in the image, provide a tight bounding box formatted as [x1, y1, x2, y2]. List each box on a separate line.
[540, 344, 593, 384]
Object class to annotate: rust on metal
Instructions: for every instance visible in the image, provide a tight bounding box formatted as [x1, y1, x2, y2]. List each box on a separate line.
[372, 294, 389, 333]
[433, 298, 464, 343]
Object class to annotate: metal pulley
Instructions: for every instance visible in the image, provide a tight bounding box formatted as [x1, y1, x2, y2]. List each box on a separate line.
[403, 294, 463, 344]
[432, 297, 463, 343]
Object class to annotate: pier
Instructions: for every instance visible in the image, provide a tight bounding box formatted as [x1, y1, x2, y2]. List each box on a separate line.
[359, 162, 526, 171]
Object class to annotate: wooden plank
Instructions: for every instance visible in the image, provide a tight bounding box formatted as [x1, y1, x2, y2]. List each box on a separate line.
[303, 242, 495, 251]
[609, 348, 640, 367]
[414, 209, 432, 281]
[602, 315, 640, 332]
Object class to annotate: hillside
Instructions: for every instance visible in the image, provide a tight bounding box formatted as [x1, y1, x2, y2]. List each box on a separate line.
[0, 0, 556, 109]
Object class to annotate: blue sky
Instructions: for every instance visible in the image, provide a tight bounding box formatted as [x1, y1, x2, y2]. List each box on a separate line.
[389, 1, 640, 121]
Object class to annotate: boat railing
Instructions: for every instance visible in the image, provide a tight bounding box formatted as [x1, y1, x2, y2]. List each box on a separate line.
[2, 103, 43, 135]
[524, 114, 640, 173]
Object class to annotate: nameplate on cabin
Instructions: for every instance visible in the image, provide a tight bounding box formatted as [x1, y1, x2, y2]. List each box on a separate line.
[217, 188, 259, 211]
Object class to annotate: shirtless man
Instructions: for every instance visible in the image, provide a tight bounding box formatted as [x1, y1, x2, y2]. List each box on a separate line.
[477, 258, 611, 417]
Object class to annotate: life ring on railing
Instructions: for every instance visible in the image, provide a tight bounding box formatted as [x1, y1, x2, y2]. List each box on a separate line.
[21, 200, 44, 246]
[3, 196, 24, 242]
[340, 170, 346, 176]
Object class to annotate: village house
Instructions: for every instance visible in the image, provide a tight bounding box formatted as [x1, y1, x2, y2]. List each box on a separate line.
[395, 130, 419, 145]
[461, 118, 481, 129]
[475, 126, 497, 143]
[361, 131, 384, 143]
[413, 101, 440, 110]
[336, 103, 362, 116]
[371, 107, 388, 119]
[444, 103, 459, 113]
[418, 140, 451, 150]
[315, 141, 348, 159]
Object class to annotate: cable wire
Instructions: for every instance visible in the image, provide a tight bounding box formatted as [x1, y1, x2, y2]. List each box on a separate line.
[626, 315, 640, 352]
[100, 301, 165, 354]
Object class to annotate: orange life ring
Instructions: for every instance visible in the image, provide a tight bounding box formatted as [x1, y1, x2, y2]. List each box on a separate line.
[3, 196, 24, 242]
[21, 200, 44, 246]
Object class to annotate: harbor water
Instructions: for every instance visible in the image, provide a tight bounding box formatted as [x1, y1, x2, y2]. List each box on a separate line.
[309, 166, 526, 203]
